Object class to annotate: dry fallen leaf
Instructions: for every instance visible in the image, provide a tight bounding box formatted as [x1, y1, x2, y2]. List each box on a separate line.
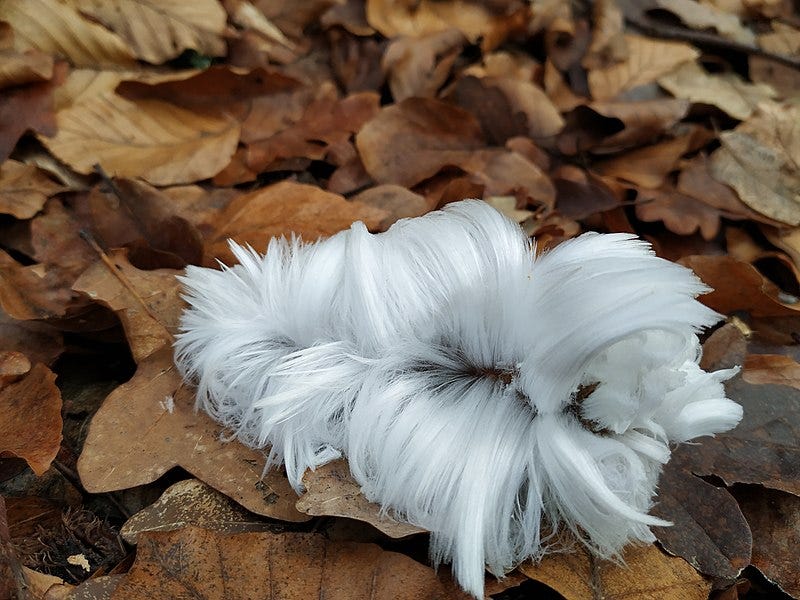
[71, 0, 227, 64]
[521, 543, 711, 600]
[655, 0, 755, 45]
[743, 354, 800, 389]
[0, 0, 136, 68]
[72, 250, 181, 363]
[121, 478, 279, 544]
[0, 22, 53, 90]
[207, 181, 388, 264]
[588, 34, 699, 100]
[0, 362, 62, 476]
[0, 159, 64, 219]
[297, 460, 425, 538]
[350, 184, 435, 229]
[77, 346, 307, 523]
[106, 527, 452, 600]
[635, 188, 723, 240]
[595, 135, 691, 188]
[42, 93, 241, 186]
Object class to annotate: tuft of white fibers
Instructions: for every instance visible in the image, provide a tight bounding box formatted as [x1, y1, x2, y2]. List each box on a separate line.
[174, 199, 743, 598]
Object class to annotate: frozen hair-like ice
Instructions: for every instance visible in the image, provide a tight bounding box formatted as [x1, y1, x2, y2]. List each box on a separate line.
[175, 200, 742, 598]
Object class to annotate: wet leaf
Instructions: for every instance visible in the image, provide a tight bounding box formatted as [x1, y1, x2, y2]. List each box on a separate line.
[297, 461, 424, 538]
[0, 362, 62, 476]
[77, 346, 307, 522]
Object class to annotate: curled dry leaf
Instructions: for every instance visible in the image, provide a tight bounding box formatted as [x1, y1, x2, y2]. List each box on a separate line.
[42, 93, 241, 186]
[77, 346, 307, 522]
[743, 354, 800, 390]
[0, 363, 62, 476]
[70, 0, 227, 64]
[72, 250, 181, 363]
[733, 486, 800, 598]
[122, 479, 279, 544]
[0, 0, 136, 68]
[107, 527, 451, 600]
[658, 62, 777, 121]
[652, 452, 752, 581]
[297, 460, 425, 539]
[679, 255, 800, 317]
[207, 181, 388, 264]
[587, 34, 699, 101]
[0, 250, 73, 320]
[521, 543, 711, 600]
[0, 159, 64, 219]
[356, 97, 483, 187]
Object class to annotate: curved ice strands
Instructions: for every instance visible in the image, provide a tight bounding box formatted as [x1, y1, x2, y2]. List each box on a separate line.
[175, 200, 743, 598]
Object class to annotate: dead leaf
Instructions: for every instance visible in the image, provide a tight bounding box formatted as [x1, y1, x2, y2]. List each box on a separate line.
[0, 160, 64, 219]
[0, 497, 24, 600]
[0, 351, 31, 387]
[652, 452, 752, 581]
[356, 97, 483, 187]
[679, 255, 800, 317]
[383, 29, 465, 102]
[0, 363, 62, 476]
[0, 22, 53, 89]
[743, 354, 800, 389]
[0, 0, 136, 68]
[710, 103, 800, 226]
[77, 346, 307, 522]
[595, 135, 691, 188]
[583, 0, 627, 70]
[42, 93, 241, 186]
[70, 0, 227, 64]
[72, 250, 180, 363]
[121, 479, 279, 544]
[0, 314, 63, 367]
[733, 486, 800, 598]
[0, 250, 73, 320]
[297, 461, 425, 538]
[521, 543, 711, 600]
[350, 184, 435, 229]
[23, 566, 65, 599]
[635, 188, 722, 240]
[207, 181, 388, 264]
[103, 527, 451, 599]
[658, 62, 777, 121]
[588, 34, 699, 101]
[701, 322, 748, 372]
[553, 166, 622, 220]
[655, 0, 755, 45]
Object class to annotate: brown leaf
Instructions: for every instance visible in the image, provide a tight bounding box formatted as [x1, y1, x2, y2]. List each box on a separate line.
[104, 527, 451, 600]
[121, 479, 279, 544]
[0, 351, 30, 387]
[207, 181, 388, 264]
[0, 0, 136, 68]
[0, 497, 25, 600]
[71, 0, 227, 64]
[0, 314, 63, 367]
[588, 34, 699, 100]
[733, 486, 800, 598]
[350, 184, 435, 229]
[77, 346, 307, 522]
[553, 166, 622, 220]
[297, 461, 425, 538]
[0, 363, 62, 476]
[356, 97, 484, 187]
[701, 322, 748, 372]
[521, 543, 711, 600]
[677, 376, 800, 496]
[710, 104, 800, 226]
[0, 160, 64, 219]
[0, 22, 53, 89]
[654, 0, 755, 44]
[679, 255, 800, 317]
[743, 354, 800, 389]
[582, 0, 627, 70]
[595, 135, 691, 188]
[652, 453, 752, 581]
[383, 29, 465, 102]
[42, 93, 241, 186]
[658, 62, 776, 121]
[635, 188, 722, 240]
[72, 250, 181, 363]
[0, 250, 73, 320]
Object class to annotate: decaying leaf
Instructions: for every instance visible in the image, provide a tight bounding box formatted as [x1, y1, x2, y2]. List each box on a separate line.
[77, 346, 307, 522]
[635, 188, 723, 240]
[121, 479, 278, 544]
[0, 159, 64, 219]
[42, 93, 241, 186]
[297, 460, 424, 538]
[743, 354, 800, 389]
[350, 184, 435, 229]
[0, 250, 73, 320]
[69, 0, 227, 64]
[521, 543, 711, 600]
[106, 527, 451, 599]
[0, 363, 62, 476]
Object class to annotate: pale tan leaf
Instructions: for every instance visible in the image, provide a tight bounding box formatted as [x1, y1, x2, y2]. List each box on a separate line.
[758, 21, 800, 55]
[582, 0, 627, 69]
[69, 0, 227, 64]
[588, 34, 699, 100]
[521, 544, 710, 600]
[42, 93, 241, 186]
[0, 160, 65, 219]
[297, 461, 425, 539]
[0, 0, 136, 68]
[659, 62, 777, 120]
[656, 0, 755, 45]
[743, 354, 800, 389]
[122, 479, 277, 544]
[0, 23, 53, 89]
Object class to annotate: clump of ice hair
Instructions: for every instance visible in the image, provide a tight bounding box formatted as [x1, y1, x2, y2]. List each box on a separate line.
[175, 200, 742, 598]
